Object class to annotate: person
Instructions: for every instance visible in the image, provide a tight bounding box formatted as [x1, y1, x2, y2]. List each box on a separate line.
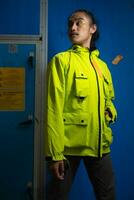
[45, 9, 117, 200]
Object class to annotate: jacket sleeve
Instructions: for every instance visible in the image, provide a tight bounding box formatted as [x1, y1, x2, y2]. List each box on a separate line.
[104, 66, 117, 124]
[45, 55, 66, 161]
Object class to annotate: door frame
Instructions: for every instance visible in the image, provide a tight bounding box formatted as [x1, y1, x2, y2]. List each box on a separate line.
[0, 1, 47, 199]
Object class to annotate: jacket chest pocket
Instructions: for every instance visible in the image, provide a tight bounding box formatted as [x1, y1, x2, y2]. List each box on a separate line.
[75, 71, 89, 98]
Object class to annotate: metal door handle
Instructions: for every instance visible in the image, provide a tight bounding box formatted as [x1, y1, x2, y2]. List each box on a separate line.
[19, 119, 33, 126]
[18, 114, 33, 127]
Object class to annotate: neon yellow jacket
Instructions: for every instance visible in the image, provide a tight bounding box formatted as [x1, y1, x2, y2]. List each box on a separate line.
[45, 45, 117, 161]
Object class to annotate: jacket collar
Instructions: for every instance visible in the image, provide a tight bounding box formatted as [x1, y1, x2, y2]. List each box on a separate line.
[71, 45, 99, 57]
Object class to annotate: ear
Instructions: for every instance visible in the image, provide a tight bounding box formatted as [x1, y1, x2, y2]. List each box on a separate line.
[90, 24, 97, 34]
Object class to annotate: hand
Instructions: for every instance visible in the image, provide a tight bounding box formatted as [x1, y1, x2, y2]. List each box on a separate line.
[49, 160, 65, 180]
[105, 108, 113, 118]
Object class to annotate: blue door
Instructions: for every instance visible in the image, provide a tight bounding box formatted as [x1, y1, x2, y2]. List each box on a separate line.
[0, 43, 36, 200]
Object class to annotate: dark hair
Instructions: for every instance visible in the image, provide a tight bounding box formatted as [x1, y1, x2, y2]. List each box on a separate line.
[69, 9, 99, 51]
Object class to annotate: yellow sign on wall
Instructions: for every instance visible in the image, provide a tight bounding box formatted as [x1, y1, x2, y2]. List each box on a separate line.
[0, 67, 25, 111]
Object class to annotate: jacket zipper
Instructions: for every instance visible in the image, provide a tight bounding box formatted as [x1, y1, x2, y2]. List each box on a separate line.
[89, 57, 101, 158]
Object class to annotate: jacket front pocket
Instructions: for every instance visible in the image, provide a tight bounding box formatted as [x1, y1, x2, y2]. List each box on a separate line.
[63, 112, 88, 125]
[75, 71, 89, 98]
[63, 112, 89, 148]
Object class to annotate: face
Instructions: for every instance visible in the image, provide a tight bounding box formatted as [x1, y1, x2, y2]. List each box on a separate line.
[68, 12, 97, 48]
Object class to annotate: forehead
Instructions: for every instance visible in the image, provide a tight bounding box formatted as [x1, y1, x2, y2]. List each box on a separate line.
[69, 12, 90, 22]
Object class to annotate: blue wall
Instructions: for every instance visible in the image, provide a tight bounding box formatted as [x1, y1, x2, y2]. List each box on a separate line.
[48, 0, 134, 199]
[0, 0, 40, 34]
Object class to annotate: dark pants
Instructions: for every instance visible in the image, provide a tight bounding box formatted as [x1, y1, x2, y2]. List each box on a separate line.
[46, 154, 115, 200]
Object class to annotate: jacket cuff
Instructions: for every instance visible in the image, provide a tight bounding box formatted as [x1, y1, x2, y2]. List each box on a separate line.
[51, 154, 66, 161]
